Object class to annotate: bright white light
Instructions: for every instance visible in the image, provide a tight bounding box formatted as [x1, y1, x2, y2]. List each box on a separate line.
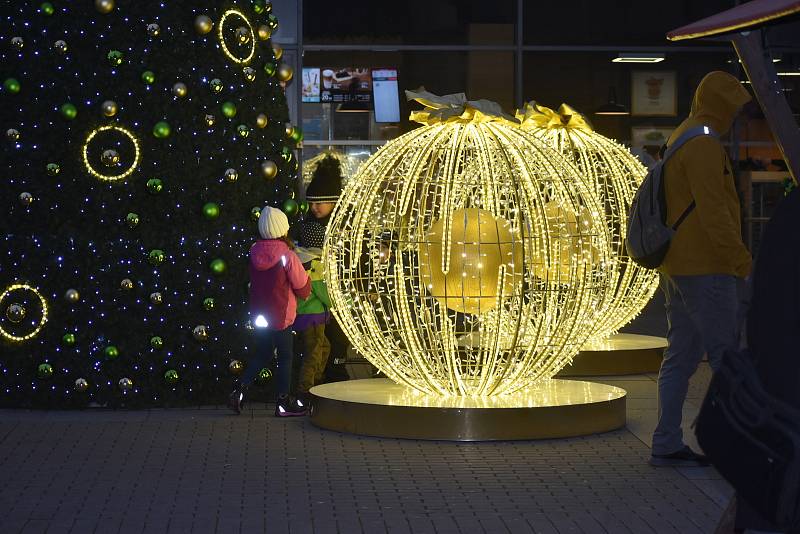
[612, 53, 665, 63]
[254, 315, 269, 328]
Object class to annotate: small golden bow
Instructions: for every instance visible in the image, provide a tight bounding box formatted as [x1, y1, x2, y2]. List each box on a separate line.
[406, 88, 519, 126]
[516, 102, 592, 132]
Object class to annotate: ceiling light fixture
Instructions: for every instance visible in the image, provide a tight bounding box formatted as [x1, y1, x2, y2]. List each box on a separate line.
[612, 53, 665, 63]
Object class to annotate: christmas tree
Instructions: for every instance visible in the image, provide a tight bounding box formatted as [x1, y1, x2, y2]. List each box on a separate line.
[0, 0, 303, 407]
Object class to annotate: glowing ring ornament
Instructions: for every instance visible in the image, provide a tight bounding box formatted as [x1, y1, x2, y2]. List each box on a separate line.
[324, 92, 613, 397]
[82, 125, 141, 181]
[0, 284, 48, 342]
[217, 9, 255, 65]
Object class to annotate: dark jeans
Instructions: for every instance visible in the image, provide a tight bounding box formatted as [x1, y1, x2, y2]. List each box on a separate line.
[241, 327, 294, 396]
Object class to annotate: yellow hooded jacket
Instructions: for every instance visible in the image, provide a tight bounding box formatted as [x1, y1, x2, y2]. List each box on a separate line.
[660, 71, 752, 278]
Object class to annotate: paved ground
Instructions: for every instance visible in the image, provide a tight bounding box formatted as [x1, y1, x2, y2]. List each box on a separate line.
[0, 294, 732, 534]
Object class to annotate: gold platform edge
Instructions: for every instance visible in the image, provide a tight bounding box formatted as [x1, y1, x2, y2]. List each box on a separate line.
[309, 379, 627, 441]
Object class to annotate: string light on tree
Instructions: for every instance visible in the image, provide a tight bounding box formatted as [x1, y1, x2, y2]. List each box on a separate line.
[1, 1, 291, 408]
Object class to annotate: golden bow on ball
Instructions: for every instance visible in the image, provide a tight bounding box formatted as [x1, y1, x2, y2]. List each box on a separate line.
[406, 88, 519, 126]
[516, 102, 593, 132]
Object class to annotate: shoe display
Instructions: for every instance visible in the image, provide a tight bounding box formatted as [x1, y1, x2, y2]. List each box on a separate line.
[275, 395, 307, 417]
[649, 446, 711, 467]
[228, 387, 244, 415]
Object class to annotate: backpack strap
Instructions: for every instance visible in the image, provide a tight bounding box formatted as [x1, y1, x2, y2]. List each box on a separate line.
[662, 125, 717, 230]
[663, 125, 717, 162]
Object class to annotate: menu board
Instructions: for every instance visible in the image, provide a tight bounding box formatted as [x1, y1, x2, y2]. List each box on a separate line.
[302, 68, 320, 102]
[320, 67, 371, 103]
[372, 68, 400, 123]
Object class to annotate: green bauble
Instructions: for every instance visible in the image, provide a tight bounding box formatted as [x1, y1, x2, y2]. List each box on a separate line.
[256, 367, 272, 385]
[282, 198, 299, 217]
[152, 121, 171, 138]
[62, 333, 76, 346]
[164, 369, 179, 384]
[202, 202, 220, 219]
[104, 345, 119, 359]
[252, 0, 266, 13]
[146, 178, 163, 194]
[107, 50, 124, 66]
[60, 103, 78, 120]
[221, 101, 237, 118]
[263, 62, 277, 77]
[209, 258, 227, 275]
[148, 249, 166, 265]
[250, 206, 262, 221]
[141, 70, 156, 84]
[46, 163, 61, 176]
[150, 336, 164, 349]
[126, 212, 140, 228]
[3, 78, 21, 94]
[40, 2, 54, 15]
[202, 297, 216, 311]
[236, 124, 250, 138]
[37, 363, 54, 379]
[290, 126, 304, 143]
[268, 14, 278, 30]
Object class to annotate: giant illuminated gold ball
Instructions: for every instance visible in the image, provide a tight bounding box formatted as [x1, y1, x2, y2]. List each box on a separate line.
[419, 208, 520, 315]
[324, 94, 612, 396]
[517, 102, 659, 338]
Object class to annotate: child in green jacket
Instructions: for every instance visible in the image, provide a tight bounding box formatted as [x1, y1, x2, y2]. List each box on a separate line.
[293, 246, 331, 397]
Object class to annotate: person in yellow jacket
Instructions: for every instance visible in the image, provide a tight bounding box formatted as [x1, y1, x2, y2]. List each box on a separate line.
[650, 71, 752, 467]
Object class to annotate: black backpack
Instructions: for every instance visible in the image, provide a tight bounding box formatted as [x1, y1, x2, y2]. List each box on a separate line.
[695, 188, 800, 530]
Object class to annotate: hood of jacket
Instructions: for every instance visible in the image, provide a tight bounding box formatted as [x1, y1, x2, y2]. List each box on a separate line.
[689, 71, 752, 135]
[251, 239, 290, 270]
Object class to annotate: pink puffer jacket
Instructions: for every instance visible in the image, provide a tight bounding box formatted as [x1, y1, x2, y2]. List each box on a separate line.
[249, 239, 311, 330]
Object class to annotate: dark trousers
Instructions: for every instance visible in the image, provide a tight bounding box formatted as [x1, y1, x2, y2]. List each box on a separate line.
[241, 327, 294, 396]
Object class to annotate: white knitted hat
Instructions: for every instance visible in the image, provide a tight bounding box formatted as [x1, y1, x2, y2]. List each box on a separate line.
[257, 206, 290, 239]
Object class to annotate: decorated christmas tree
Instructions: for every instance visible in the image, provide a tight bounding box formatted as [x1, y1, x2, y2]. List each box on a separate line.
[0, 0, 302, 407]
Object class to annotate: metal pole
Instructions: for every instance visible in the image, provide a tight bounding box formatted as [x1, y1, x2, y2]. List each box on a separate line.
[733, 29, 800, 185]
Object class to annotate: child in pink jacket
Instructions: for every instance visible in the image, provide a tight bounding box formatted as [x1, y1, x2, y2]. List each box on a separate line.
[229, 207, 310, 417]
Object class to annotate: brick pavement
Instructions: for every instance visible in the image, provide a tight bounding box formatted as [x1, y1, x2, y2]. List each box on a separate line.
[0, 295, 731, 533]
[0, 392, 726, 534]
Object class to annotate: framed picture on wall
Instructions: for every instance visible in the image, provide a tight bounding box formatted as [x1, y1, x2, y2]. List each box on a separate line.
[631, 71, 677, 116]
[631, 126, 674, 150]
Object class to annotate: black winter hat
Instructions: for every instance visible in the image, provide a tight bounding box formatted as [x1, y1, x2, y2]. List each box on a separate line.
[305, 155, 343, 202]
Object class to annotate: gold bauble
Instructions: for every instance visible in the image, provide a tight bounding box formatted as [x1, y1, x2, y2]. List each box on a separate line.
[5, 303, 26, 324]
[229, 359, 244, 375]
[120, 278, 134, 290]
[256, 113, 268, 128]
[204, 114, 216, 127]
[95, 0, 114, 14]
[257, 25, 271, 41]
[276, 63, 293, 83]
[224, 168, 238, 183]
[419, 208, 521, 315]
[118, 377, 133, 391]
[272, 44, 283, 60]
[101, 100, 118, 117]
[194, 15, 213, 35]
[149, 292, 163, 305]
[192, 325, 208, 341]
[260, 160, 277, 179]
[65, 289, 80, 303]
[530, 201, 600, 281]
[284, 123, 294, 136]
[172, 82, 188, 98]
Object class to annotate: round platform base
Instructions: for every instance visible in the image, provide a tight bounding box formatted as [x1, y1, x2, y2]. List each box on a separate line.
[557, 333, 666, 377]
[309, 378, 626, 441]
